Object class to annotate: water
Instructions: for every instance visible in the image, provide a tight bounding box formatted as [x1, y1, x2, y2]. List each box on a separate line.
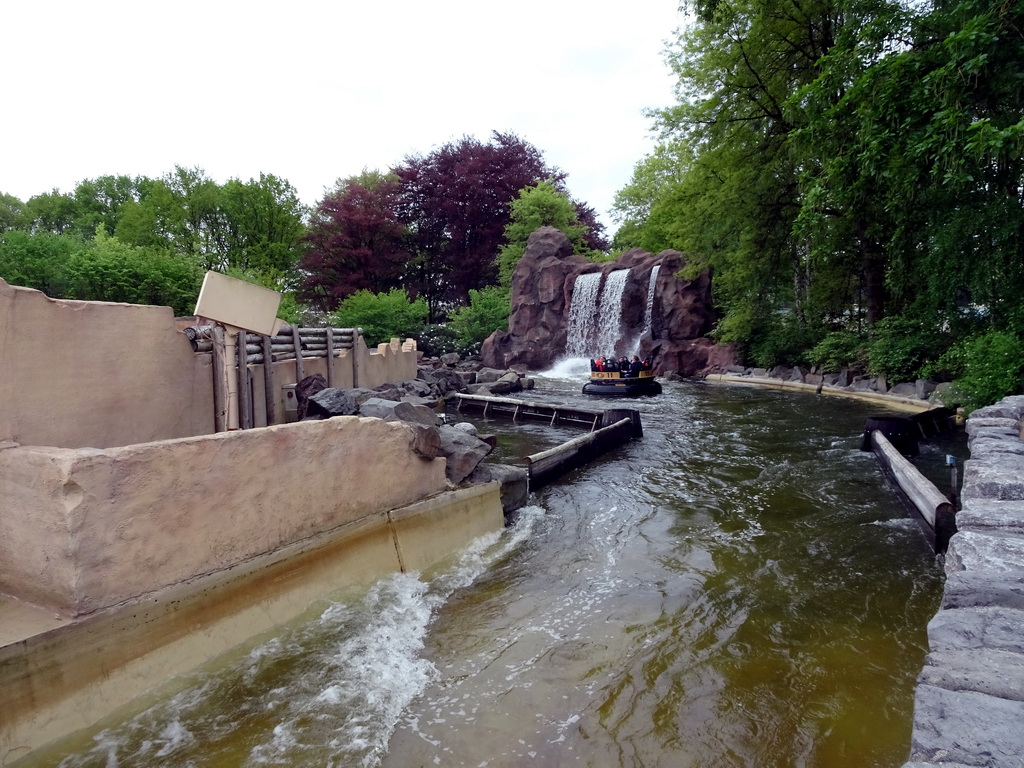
[564, 274, 602, 359]
[564, 270, 632, 360]
[34, 377, 944, 768]
[593, 269, 630, 356]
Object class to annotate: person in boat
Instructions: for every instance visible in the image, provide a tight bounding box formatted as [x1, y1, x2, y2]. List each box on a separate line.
[602, 356, 617, 372]
[628, 355, 642, 377]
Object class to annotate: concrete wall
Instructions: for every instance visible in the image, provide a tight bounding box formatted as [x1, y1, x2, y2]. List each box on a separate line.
[0, 416, 449, 616]
[1, 482, 505, 764]
[0, 279, 420, 447]
[0, 279, 215, 449]
[361, 336, 419, 390]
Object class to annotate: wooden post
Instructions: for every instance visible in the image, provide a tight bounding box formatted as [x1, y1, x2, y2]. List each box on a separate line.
[352, 329, 365, 388]
[262, 334, 275, 426]
[326, 327, 335, 387]
[211, 325, 227, 433]
[292, 325, 305, 383]
[237, 332, 252, 429]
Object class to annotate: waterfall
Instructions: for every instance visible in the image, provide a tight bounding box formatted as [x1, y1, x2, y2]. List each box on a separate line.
[564, 273, 602, 358]
[595, 269, 630, 355]
[638, 268, 663, 342]
[563, 269, 631, 359]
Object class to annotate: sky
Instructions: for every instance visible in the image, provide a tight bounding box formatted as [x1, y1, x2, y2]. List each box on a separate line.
[3, 1, 685, 233]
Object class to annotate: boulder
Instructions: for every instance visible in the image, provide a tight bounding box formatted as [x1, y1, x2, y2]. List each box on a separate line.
[306, 387, 361, 418]
[296, 373, 328, 420]
[438, 424, 494, 484]
[357, 397, 398, 419]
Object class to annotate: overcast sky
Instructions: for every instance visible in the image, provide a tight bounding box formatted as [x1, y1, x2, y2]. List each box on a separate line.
[3, 1, 684, 232]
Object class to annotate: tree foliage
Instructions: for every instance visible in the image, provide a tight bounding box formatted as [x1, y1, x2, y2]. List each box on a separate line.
[498, 180, 601, 287]
[299, 172, 407, 311]
[448, 286, 511, 351]
[616, 0, 1024, 405]
[330, 288, 428, 347]
[393, 131, 601, 318]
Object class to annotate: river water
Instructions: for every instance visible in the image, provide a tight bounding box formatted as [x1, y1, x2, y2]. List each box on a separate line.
[42, 374, 951, 768]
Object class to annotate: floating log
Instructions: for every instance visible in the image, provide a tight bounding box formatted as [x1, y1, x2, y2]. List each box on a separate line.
[525, 418, 636, 489]
[870, 430, 957, 551]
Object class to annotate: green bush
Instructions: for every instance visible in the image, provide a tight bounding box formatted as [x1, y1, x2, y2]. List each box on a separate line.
[448, 286, 509, 349]
[417, 324, 461, 357]
[866, 316, 943, 383]
[63, 229, 202, 315]
[330, 288, 428, 347]
[938, 330, 1024, 412]
[807, 330, 868, 372]
[747, 315, 814, 368]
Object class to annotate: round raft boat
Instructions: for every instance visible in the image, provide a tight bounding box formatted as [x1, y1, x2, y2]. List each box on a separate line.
[582, 369, 663, 397]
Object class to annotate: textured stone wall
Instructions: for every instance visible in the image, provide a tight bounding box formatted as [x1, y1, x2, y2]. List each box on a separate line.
[0, 416, 448, 616]
[905, 395, 1024, 768]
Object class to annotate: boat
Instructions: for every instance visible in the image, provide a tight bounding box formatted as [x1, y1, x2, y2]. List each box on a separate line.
[582, 369, 663, 397]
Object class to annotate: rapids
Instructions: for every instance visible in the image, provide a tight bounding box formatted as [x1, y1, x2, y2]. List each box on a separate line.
[36, 373, 954, 768]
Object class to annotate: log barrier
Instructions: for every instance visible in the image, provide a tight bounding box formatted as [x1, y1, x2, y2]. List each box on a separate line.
[870, 430, 957, 551]
[452, 393, 643, 489]
[525, 417, 637, 489]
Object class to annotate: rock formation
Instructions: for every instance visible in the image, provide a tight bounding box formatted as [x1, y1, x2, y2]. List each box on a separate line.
[481, 227, 726, 376]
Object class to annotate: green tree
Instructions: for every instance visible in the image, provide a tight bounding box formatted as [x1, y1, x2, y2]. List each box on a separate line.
[497, 180, 598, 287]
[24, 189, 79, 234]
[218, 173, 307, 274]
[63, 228, 202, 315]
[623, 0, 844, 358]
[0, 192, 27, 232]
[0, 229, 80, 295]
[330, 288, 428, 346]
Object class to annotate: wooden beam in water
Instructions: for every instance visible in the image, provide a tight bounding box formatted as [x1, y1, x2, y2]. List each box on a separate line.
[453, 394, 605, 430]
[870, 429, 957, 551]
[525, 418, 636, 489]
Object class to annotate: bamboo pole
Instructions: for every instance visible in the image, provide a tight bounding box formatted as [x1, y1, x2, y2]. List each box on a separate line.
[223, 327, 240, 430]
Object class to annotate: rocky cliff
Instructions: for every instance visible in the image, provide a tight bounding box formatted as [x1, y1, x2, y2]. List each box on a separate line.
[481, 227, 724, 376]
